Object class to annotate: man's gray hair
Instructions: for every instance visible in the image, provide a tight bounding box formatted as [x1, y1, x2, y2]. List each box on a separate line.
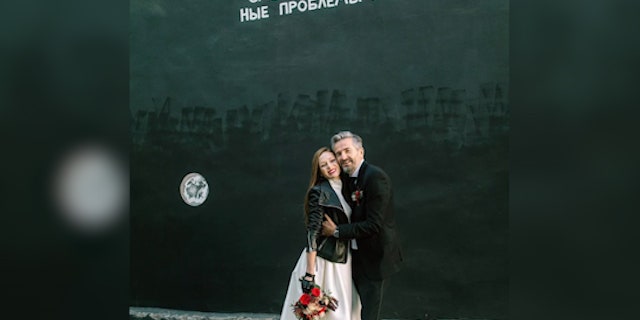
[331, 131, 364, 150]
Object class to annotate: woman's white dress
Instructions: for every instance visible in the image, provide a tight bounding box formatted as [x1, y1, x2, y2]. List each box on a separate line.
[279, 180, 362, 320]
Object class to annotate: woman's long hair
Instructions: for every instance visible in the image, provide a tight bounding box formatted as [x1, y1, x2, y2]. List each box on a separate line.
[303, 147, 332, 225]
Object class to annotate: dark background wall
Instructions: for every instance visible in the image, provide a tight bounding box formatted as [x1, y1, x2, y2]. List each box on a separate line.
[130, 0, 508, 319]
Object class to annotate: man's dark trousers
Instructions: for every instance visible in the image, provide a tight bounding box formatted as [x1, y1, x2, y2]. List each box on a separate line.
[352, 249, 385, 320]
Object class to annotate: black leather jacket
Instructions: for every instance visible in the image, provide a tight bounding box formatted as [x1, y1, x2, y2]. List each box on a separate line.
[306, 180, 350, 263]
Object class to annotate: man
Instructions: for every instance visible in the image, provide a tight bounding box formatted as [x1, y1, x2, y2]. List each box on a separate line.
[321, 131, 403, 320]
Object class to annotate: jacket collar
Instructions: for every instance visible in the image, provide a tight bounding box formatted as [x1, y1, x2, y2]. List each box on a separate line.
[354, 161, 368, 189]
[350, 159, 365, 178]
[317, 180, 344, 211]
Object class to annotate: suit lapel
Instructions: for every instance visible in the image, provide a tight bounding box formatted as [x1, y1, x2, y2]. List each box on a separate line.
[340, 173, 352, 199]
[355, 161, 368, 190]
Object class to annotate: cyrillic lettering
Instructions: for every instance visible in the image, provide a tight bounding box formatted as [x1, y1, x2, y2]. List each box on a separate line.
[259, 5, 269, 19]
[239, 6, 269, 22]
[239, 8, 250, 22]
[289, 1, 298, 11]
[278, 0, 351, 16]
[298, 0, 308, 12]
[279, 2, 290, 15]
[308, 0, 318, 11]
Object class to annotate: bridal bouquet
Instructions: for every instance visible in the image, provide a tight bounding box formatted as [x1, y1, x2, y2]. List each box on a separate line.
[291, 284, 339, 320]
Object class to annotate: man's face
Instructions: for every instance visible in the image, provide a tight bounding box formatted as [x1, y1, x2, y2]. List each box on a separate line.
[333, 137, 364, 175]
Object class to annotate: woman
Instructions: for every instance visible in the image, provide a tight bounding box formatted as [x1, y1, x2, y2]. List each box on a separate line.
[280, 147, 361, 320]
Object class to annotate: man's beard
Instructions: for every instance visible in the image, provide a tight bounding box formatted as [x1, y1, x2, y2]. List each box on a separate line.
[341, 165, 353, 175]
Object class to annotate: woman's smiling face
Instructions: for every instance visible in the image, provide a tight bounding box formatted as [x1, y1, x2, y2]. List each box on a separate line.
[318, 151, 340, 180]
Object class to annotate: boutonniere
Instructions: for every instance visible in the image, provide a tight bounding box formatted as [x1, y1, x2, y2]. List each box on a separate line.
[351, 189, 364, 205]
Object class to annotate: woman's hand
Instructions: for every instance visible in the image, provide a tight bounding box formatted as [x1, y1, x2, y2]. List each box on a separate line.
[299, 273, 315, 293]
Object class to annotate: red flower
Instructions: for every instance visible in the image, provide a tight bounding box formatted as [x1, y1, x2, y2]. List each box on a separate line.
[299, 293, 312, 306]
[351, 189, 364, 205]
[291, 283, 338, 320]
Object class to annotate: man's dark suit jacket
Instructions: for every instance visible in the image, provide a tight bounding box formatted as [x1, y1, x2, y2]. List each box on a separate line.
[339, 161, 403, 280]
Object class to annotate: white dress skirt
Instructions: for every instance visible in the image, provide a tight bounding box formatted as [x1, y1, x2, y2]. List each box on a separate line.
[279, 248, 362, 320]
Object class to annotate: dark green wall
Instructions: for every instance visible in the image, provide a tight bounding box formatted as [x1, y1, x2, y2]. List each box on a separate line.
[130, 1, 508, 319]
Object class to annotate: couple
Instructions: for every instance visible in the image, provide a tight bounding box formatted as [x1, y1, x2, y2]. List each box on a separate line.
[280, 131, 403, 320]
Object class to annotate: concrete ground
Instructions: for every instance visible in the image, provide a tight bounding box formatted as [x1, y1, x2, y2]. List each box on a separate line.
[130, 307, 280, 320]
[129, 306, 494, 320]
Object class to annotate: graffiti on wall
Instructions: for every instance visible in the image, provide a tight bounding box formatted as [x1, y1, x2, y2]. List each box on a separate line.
[132, 82, 508, 149]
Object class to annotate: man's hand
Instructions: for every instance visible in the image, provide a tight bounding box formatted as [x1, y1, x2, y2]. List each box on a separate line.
[322, 214, 336, 237]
